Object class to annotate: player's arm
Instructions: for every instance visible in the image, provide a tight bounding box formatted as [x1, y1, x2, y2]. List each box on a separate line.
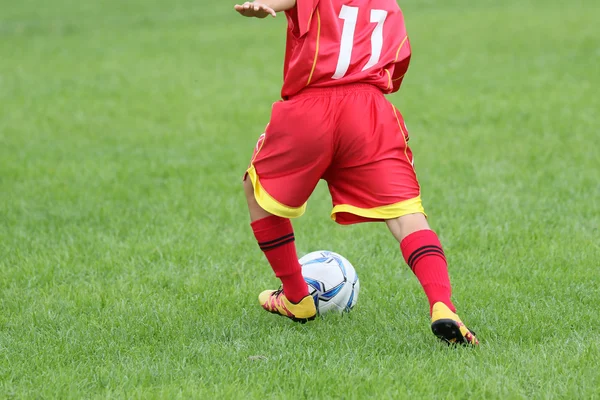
[234, 0, 296, 18]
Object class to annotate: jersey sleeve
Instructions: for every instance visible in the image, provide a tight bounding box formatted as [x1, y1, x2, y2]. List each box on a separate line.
[294, 0, 319, 37]
[390, 38, 411, 92]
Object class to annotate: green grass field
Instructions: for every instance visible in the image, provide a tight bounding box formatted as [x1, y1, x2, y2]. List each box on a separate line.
[1, 0, 599, 398]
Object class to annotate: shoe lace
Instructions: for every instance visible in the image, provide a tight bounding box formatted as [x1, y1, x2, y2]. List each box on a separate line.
[267, 287, 285, 310]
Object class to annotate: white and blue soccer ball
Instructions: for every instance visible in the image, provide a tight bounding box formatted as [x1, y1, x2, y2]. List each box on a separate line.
[299, 251, 360, 315]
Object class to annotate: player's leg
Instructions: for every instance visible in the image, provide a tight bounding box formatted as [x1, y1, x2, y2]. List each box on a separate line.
[385, 213, 455, 314]
[243, 177, 271, 222]
[328, 86, 478, 344]
[243, 176, 310, 310]
[244, 178, 315, 322]
[386, 213, 477, 345]
[243, 97, 332, 322]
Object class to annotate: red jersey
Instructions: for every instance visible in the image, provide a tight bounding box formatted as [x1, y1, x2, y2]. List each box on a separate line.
[282, 0, 411, 99]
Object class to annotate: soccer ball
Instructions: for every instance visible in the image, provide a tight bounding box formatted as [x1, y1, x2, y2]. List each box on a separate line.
[299, 250, 360, 314]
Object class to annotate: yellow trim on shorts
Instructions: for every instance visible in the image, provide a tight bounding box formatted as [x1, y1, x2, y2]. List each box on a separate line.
[246, 165, 307, 219]
[392, 106, 413, 167]
[330, 196, 426, 222]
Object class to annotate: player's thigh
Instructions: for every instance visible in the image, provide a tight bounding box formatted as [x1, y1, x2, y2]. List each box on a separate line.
[327, 155, 421, 213]
[326, 92, 423, 223]
[246, 97, 333, 217]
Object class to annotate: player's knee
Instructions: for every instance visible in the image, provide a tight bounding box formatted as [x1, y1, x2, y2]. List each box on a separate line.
[386, 213, 429, 242]
[243, 177, 258, 203]
[242, 176, 253, 193]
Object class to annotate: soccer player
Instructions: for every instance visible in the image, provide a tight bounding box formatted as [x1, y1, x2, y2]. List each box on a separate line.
[235, 0, 478, 345]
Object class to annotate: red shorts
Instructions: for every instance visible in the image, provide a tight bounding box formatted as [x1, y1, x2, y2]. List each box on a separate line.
[245, 84, 424, 225]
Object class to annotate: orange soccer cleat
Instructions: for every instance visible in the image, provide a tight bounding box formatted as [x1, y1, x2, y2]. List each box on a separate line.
[431, 302, 479, 346]
[258, 289, 317, 323]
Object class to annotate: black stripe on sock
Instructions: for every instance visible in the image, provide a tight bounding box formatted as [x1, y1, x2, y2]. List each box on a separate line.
[408, 250, 445, 271]
[407, 245, 441, 266]
[407, 246, 445, 269]
[409, 248, 445, 269]
[260, 237, 295, 252]
[258, 233, 294, 247]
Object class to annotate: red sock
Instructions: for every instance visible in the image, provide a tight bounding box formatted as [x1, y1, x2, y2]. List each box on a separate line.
[400, 229, 456, 314]
[251, 215, 308, 303]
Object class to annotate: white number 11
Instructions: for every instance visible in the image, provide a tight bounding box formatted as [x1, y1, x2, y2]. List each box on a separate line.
[332, 5, 389, 80]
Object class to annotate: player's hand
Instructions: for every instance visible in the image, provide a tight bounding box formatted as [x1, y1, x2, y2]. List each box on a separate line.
[234, 2, 277, 18]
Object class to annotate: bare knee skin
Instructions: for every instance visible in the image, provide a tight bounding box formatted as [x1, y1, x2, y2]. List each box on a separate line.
[243, 177, 273, 222]
[386, 213, 430, 243]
